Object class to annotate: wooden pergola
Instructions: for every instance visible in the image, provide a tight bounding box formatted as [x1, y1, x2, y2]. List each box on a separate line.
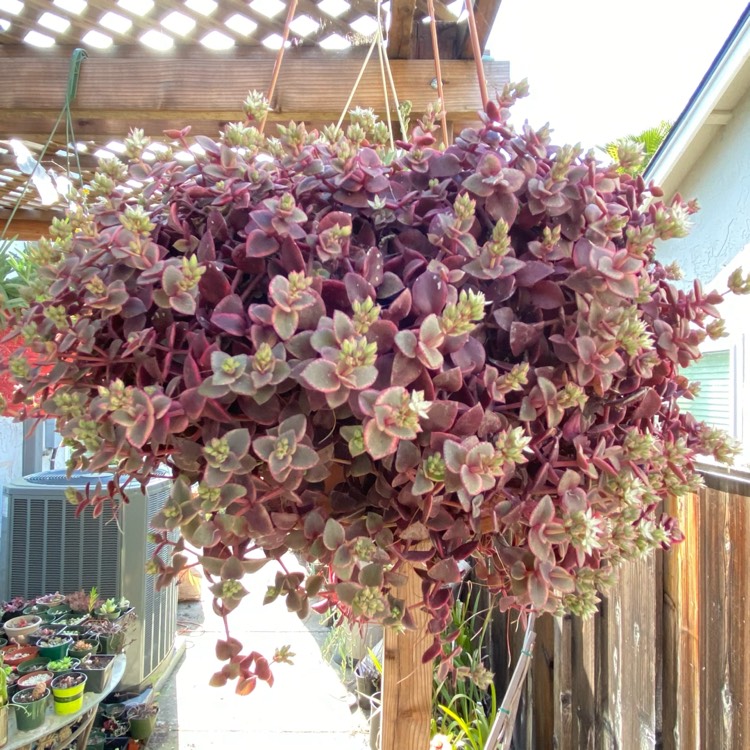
[0, 0, 507, 241]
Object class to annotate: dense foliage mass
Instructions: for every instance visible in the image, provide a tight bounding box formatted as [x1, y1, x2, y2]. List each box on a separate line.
[0, 85, 740, 693]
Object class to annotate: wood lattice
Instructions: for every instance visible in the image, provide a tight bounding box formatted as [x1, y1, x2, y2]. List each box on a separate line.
[0, 0, 462, 52]
[0, 0, 504, 221]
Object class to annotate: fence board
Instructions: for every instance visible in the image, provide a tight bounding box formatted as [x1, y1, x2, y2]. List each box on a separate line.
[663, 493, 701, 750]
[494, 474, 749, 750]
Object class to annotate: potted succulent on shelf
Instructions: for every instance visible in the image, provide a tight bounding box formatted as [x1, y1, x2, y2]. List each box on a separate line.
[50, 671, 87, 715]
[52, 613, 89, 628]
[11, 682, 49, 732]
[1, 598, 27, 625]
[0, 84, 744, 721]
[15, 669, 54, 692]
[95, 600, 122, 621]
[16, 657, 50, 675]
[0, 655, 8, 746]
[36, 636, 72, 661]
[77, 654, 115, 693]
[86, 619, 128, 655]
[66, 588, 100, 616]
[35, 593, 66, 608]
[46, 656, 80, 674]
[126, 702, 159, 742]
[3, 615, 41, 642]
[69, 639, 98, 659]
[1, 645, 38, 669]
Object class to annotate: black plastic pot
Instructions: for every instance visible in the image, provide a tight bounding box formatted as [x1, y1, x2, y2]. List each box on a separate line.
[77, 654, 115, 693]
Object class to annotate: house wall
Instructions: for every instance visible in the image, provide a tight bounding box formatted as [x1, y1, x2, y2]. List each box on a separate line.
[655, 88, 750, 465]
[656, 86, 750, 289]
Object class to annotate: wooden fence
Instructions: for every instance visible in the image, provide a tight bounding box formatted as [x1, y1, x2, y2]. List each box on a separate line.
[494, 469, 750, 750]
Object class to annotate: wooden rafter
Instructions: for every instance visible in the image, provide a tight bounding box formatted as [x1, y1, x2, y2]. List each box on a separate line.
[0, 46, 510, 141]
[386, 0, 417, 59]
[459, 0, 503, 59]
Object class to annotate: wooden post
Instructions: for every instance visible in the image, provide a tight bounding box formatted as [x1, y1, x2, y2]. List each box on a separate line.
[382, 560, 432, 750]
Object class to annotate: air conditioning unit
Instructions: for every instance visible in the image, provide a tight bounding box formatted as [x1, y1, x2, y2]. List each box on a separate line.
[0, 470, 176, 689]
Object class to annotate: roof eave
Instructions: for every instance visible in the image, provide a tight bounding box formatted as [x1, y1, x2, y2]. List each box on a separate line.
[644, 6, 750, 192]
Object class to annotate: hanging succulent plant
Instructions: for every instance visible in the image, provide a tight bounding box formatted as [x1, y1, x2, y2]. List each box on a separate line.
[0, 84, 742, 695]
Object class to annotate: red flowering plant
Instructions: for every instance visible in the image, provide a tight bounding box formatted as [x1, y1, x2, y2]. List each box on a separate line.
[0, 83, 742, 695]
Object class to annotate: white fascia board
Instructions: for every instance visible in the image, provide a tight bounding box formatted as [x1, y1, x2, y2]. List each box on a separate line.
[645, 13, 750, 186]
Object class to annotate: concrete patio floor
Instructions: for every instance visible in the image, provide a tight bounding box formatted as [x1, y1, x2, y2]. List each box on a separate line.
[148, 557, 371, 750]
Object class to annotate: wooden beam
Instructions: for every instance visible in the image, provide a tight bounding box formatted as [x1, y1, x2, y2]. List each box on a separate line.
[382, 557, 432, 750]
[0, 209, 58, 240]
[459, 0, 504, 59]
[0, 47, 509, 140]
[387, 0, 417, 59]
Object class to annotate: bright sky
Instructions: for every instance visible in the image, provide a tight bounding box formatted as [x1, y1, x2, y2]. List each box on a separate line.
[487, 0, 749, 150]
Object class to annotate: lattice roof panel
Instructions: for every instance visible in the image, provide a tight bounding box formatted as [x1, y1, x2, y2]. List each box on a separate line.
[0, 0, 461, 52]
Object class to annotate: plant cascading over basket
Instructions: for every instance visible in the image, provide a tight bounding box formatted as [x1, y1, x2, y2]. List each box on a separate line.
[1, 83, 744, 695]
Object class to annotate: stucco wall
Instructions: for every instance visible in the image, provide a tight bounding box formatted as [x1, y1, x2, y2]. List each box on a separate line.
[655, 90, 750, 462]
[656, 87, 750, 290]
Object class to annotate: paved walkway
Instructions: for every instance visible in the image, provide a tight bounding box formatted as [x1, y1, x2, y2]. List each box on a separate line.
[149, 556, 370, 750]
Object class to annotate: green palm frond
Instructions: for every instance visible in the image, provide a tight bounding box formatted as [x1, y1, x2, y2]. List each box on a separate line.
[602, 120, 672, 175]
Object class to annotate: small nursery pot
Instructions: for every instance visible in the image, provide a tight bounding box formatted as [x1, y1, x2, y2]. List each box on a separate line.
[52, 614, 89, 628]
[16, 669, 54, 691]
[51, 671, 87, 715]
[2, 645, 39, 668]
[44, 604, 71, 618]
[95, 631, 125, 655]
[69, 639, 99, 659]
[37, 637, 72, 660]
[17, 656, 50, 674]
[22, 604, 49, 617]
[77, 654, 115, 693]
[47, 658, 80, 674]
[127, 706, 159, 741]
[12, 687, 50, 731]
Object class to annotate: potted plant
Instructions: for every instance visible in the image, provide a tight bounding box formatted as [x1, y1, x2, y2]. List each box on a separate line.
[50, 671, 87, 715]
[3, 615, 41, 642]
[52, 613, 89, 628]
[69, 639, 98, 659]
[1, 598, 27, 625]
[16, 657, 50, 675]
[95, 599, 121, 621]
[35, 593, 66, 608]
[66, 588, 100, 616]
[126, 702, 158, 742]
[86, 621, 126, 655]
[77, 654, 115, 693]
[0, 87, 743, 717]
[0, 656, 8, 746]
[46, 656, 80, 674]
[11, 682, 49, 732]
[15, 669, 54, 692]
[44, 604, 71, 619]
[1, 645, 38, 669]
[36, 636, 72, 660]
